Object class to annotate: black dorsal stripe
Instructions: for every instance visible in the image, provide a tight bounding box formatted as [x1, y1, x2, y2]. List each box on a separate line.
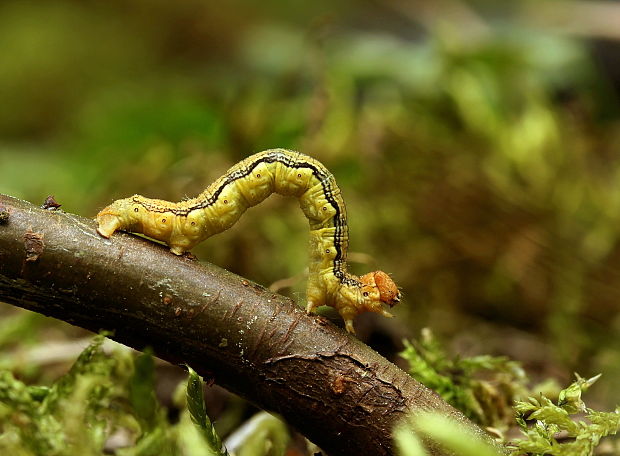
[136, 150, 359, 287]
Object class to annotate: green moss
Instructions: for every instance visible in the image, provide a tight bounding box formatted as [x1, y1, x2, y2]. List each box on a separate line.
[398, 331, 619, 455]
[510, 374, 620, 456]
[400, 328, 528, 430]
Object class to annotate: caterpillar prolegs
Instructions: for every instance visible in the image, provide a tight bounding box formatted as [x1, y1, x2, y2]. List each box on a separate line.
[96, 149, 401, 334]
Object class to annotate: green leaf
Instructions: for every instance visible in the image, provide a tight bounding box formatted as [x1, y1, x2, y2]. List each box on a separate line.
[224, 411, 290, 456]
[186, 365, 229, 456]
[396, 412, 502, 456]
[394, 421, 428, 456]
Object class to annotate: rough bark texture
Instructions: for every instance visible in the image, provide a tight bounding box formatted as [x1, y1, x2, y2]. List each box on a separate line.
[0, 194, 492, 455]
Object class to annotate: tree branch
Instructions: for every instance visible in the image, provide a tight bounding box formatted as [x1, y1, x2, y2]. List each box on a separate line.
[0, 194, 491, 455]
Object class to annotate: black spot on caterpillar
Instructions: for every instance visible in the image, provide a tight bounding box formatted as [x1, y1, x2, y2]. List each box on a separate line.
[96, 149, 401, 333]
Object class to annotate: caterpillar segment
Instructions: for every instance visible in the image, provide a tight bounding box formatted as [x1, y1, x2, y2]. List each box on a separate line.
[96, 149, 401, 333]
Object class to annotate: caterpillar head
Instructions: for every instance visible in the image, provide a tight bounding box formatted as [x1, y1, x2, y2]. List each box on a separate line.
[96, 197, 137, 238]
[359, 270, 401, 318]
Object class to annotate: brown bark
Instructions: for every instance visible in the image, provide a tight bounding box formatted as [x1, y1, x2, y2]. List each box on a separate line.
[0, 194, 492, 455]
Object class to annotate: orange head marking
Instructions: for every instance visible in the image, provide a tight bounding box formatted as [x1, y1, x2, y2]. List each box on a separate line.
[374, 271, 401, 307]
[360, 270, 401, 307]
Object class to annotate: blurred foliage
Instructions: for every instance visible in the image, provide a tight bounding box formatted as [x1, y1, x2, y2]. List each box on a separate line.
[223, 412, 290, 456]
[0, 334, 288, 456]
[395, 412, 500, 456]
[1, 0, 620, 452]
[400, 328, 528, 430]
[395, 385, 620, 456]
[0, 334, 129, 455]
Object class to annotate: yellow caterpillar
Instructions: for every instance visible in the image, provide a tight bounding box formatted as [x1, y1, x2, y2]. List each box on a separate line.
[96, 149, 400, 333]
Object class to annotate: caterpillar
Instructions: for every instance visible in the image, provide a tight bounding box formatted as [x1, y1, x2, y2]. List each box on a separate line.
[96, 149, 401, 334]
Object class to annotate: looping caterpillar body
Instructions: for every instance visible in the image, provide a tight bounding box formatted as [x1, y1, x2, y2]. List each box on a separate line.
[96, 149, 401, 333]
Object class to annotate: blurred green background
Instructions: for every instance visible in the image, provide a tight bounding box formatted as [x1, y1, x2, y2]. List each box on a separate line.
[1, 0, 619, 412]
